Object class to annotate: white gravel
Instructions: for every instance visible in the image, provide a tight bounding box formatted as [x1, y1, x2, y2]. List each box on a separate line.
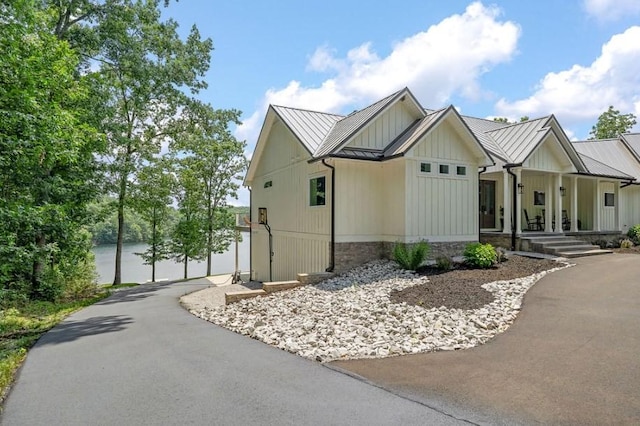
[188, 259, 571, 362]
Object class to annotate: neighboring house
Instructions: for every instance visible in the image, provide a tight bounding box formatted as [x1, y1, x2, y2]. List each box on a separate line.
[245, 87, 640, 282]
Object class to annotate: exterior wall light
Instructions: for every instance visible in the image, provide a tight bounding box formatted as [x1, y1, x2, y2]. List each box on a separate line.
[517, 183, 524, 194]
[559, 186, 566, 196]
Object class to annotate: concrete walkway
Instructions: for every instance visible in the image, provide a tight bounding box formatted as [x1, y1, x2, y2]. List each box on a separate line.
[1, 278, 464, 425]
[332, 253, 640, 425]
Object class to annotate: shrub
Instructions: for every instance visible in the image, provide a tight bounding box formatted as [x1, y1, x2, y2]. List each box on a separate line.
[495, 247, 509, 263]
[628, 224, 640, 243]
[463, 242, 497, 269]
[393, 241, 430, 271]
[435, 255, 452, 270]
[620, 238, 634, 249]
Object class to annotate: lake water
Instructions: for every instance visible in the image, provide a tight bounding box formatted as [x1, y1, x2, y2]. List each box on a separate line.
[92, 233, 250, 284]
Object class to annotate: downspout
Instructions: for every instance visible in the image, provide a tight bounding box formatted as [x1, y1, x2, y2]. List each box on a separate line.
[621, 180, 635, 188]
[505, 165, 518, 251]
[322, 159, 335, 272]
[248, 186, 252, 281]
[478, 167, 487, 242]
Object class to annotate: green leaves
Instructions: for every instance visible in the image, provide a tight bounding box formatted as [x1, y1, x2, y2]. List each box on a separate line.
[589, 106, 637, 140]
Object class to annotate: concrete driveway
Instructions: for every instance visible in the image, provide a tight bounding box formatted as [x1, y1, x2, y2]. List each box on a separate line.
[332, 253, 640, 425]
[1, 279, 464, 425]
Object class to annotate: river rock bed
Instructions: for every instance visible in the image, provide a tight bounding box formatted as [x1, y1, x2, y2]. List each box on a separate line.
[190, 258, 571, 362]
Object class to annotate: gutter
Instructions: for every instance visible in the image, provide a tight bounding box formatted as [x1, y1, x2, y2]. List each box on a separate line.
[504, 163, 522, 251]
[322, 159, 335, 272]
[478, 166, 487, 242]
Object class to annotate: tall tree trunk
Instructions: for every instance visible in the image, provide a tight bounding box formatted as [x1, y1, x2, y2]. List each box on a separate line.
[151, 208, 157, 282]
[114, 176, 127, 285]
[183, 256, 188, 280]
[206, 202, 212, 276]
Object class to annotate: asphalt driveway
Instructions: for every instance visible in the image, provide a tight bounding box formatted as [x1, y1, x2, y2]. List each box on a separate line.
[1, 279, 463, 425]
[332, 253, 640, 425]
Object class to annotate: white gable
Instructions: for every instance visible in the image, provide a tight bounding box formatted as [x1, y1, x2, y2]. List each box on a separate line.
[345, 101, 419, 151]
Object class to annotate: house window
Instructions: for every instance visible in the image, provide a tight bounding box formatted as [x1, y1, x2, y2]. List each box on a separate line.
[420, 162, 431, 173]
[309, 176, 326, 206]
[534, 191, 545, 206]
[456, 166, 466, 176]
[604, 192, 615, 207]
[263, 180, 272, 188]
[439, 164, 449, 174]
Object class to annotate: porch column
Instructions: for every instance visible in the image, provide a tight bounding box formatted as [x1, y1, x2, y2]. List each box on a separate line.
[502, 170, 511, 234]
[515, 168, 522, 235]
[571, 175, 578, 232]
[594, 179, 601, 231]
[555, 173, 563, 234]
[615, 180, 621, 231]
[545, 176, 553, 232]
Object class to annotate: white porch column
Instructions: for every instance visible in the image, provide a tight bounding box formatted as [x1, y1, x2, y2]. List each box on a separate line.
[555, 173, 563, 234]
[594, 179, 601, 231]
[615, 181, 621, 231]
[515, 168, 522, 235]
[545, 176, 553, 232]
[571, 175, 578, 232]
[502, 170, 511, 234]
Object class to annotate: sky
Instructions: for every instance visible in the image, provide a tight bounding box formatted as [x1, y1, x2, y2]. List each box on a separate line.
[163, 0, 640, 206]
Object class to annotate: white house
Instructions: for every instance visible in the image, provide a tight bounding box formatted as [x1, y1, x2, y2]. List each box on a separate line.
[245, 87, 640, 282]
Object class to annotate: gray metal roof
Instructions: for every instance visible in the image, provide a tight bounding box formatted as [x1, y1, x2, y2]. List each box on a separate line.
[577, 153, 634, 180]
[460, 116, 510, 162]
[314, 89, 405, 157]
[572, 139, 640, 180]
[621, 133, 640, 161]
[271, 105, 343, 154]
[485, 117, 551, 164]
[383, 108, 447, 157]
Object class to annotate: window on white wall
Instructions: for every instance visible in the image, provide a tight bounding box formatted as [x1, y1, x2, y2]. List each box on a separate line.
[604, 192, 615, 207]
[456, 166, 466, 176]
[309, 176, 326, 206]
[439, 164, 449, 174]
[420, 162, 431, 173]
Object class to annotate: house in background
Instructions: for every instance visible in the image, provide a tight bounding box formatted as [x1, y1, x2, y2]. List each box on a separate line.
[245, 87, 640, 282]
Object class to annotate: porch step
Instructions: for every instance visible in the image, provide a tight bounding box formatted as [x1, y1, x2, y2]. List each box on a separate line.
[521, 234, 612, 258]
[556, 248, 613, 258]
[262, 280, 302, 293]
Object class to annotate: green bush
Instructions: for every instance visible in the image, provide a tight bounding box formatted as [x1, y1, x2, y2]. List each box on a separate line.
[393, 241, 430, 271]
[463, 242, 497, 269]
[627, 224, 640, 243]
[620, 238, 634, 249]
[435, 255, 452, 270]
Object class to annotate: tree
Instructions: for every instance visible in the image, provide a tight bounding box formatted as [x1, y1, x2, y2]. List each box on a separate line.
[172, 105, 248, 276]
[589, 106, 637, 139]
[0, 0, 102, 300]
[131, 158, 175, 282]
[78, 0, 212, 285]
[493, 116, 530, 124]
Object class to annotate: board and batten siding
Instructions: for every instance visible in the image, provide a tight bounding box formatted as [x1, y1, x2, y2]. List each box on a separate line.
[525, 139, 572, 172]
[346, 102, 417, 151]
[404, 120, 479, 241]
[620, 185, 640, 232]
[250, 119, 330, 282]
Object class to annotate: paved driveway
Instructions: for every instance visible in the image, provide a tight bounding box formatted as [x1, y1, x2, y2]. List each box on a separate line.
[332, 253, 640, 425]
[1, 280, 463, 425]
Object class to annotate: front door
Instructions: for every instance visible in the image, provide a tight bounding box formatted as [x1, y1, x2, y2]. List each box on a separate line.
[480, 180, 496, 229]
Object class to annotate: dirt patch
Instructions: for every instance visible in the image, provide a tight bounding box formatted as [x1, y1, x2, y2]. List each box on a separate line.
[390, 255, 560, 310]
[612, 247, 640, 254]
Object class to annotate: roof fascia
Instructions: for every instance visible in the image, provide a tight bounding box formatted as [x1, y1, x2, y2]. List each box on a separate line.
[619, 134, 640, 163]
[244, 106, 277, 186]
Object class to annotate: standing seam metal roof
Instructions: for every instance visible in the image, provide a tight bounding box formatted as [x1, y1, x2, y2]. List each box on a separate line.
[572, 139, 640, 180]
[460, 116, 510, 162]
[485, 117, 551, 163]
[271, 105, 343, 154]
[621, 133, 640, 162]
[577, 153, 634, 180]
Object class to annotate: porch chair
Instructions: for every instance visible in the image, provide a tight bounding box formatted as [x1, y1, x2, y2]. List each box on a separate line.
[562, 210, 571, 231]
[523, 209, 538, 231]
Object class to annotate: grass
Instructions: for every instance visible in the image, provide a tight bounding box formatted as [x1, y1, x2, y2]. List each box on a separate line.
[0, 294, 107, 407]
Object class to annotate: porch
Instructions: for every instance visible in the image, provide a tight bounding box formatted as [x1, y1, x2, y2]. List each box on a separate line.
[480, 231, 618, 257]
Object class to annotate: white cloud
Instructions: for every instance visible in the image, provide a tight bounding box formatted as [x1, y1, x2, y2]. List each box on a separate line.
[496, 26, 640, 133]
[584, 0, 640, 21]
[235, 1, 520, 146]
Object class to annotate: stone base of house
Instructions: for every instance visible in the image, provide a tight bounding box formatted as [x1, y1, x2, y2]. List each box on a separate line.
[333, 240, 470, 273]
[480, 234, 522, 251]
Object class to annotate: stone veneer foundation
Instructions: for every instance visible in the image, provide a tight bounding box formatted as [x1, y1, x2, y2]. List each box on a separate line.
[333, 240, 471, 273]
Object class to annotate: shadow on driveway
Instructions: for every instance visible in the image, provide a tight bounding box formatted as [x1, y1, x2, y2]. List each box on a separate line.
[37, 315, 134, 346]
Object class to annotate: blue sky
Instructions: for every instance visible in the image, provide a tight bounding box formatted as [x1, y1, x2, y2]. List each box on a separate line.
[164, 0, 640, 205]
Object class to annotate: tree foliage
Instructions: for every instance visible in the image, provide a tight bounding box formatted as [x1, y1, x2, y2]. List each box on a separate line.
[589, 106, 637, 139]
[0, 0, 102, 301]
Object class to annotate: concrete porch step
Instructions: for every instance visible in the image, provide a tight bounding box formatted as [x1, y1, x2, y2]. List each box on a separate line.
[556, 248, 613, 258]
[531, 239, 587, 249]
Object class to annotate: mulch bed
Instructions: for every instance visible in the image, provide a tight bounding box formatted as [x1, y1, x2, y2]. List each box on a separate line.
[390, 255, 560, 311]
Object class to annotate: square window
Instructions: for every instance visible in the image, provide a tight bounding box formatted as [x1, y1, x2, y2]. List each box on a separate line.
[456, 166, 466, 176]
[420, 162, 431, 173]
[439, 164, 449, 174]
[310, 176, 326, 206]
[605, 192, 615, 207]
[534, 191, 545, 206]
